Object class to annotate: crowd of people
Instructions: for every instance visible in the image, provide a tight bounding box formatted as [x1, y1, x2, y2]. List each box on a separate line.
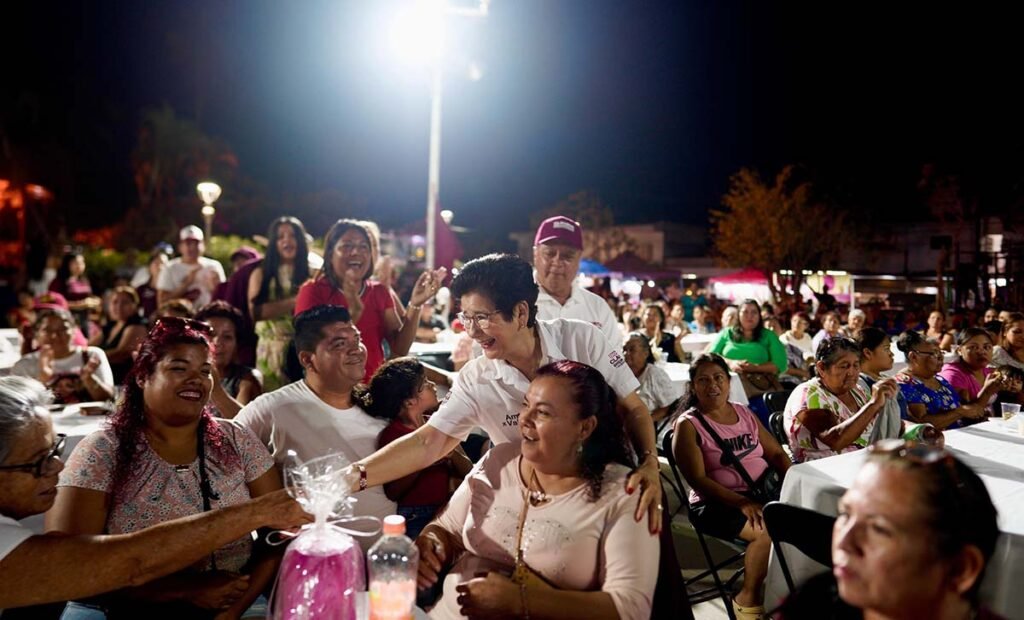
[0, 211, 1017, 619]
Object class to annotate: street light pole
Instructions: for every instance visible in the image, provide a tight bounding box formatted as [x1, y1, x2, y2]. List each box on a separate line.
[426, 65, 443, 270]
[396, 0, 488, 269]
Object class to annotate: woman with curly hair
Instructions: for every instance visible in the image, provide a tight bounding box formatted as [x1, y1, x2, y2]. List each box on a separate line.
[46, 317, 284, 619]
[416, 360, 659, 620]
[247, 216, 310, 390]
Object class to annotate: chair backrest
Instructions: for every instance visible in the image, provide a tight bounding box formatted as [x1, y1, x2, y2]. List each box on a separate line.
[768, 411, 789, 448]
[763, 389, 793, 415]
[762, 501, 836, 593]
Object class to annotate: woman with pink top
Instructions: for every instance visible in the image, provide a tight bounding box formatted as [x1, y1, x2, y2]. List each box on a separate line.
[672, 353, 791, 620]
[939, 327, 1007, 411]
[415, 360, 659, 620]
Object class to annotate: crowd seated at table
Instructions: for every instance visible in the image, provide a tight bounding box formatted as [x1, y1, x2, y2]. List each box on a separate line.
[7, 210, 1024, 618]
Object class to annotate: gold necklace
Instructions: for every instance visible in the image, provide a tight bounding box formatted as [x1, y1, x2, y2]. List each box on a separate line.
[527, 468, 551, 507]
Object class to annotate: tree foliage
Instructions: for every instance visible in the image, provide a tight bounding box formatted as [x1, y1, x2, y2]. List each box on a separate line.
[530, 190, 637, 263]
[711, 165, 844, 303]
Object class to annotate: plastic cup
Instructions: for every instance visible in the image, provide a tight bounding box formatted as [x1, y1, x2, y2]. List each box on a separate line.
[1002, 402, 1021, 421]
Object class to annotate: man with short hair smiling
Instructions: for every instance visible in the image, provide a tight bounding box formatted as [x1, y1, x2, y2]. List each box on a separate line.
[532, 215, 620, 347]
[235, 305, 395, 548]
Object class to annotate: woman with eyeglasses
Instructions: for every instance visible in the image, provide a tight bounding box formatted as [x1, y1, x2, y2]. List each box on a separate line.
[349, 254, 664, 535]
[47, 317, 288, 619]
[0, 376, 310, 612]
[776, 439, 1002, 620]
[11, 308, 115, 404]
[939, 328, 1007, 410]
[894, 330, 989, 430]
[294, 218, 446, 382]
[783, 337, 899, 462]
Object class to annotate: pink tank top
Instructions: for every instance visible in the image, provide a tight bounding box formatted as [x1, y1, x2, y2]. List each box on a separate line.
[680, 403, 768, 504]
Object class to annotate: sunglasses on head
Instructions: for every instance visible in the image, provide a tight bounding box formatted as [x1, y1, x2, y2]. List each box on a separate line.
[868, 438, 964, 491]
[152, 316, 213, 335]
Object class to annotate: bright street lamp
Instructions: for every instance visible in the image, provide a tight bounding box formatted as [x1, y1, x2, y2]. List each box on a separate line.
[196, 181, 222, 240]
[391, 0, 489, 269]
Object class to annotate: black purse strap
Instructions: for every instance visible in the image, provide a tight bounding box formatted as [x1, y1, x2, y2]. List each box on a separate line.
[690, 408, 760, 491]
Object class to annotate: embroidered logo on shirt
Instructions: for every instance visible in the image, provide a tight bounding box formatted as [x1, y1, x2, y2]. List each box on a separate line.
[608, 350, 625, 368]
[503, 413, 520, 427]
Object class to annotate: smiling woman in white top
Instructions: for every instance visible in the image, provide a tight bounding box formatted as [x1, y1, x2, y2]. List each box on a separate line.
[417, 361, 658, 620]
[11, 308, 114, 402]
[349, 254, 665, 534]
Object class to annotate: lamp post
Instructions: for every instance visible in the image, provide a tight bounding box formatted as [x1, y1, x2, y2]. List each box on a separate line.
[392, 0, 488, 269]
[196, 181, 222, 240]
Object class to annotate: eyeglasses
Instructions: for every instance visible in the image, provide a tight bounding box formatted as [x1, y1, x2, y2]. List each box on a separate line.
[910, 349, 943, 360]
[336, 242, 371, 254]
[152, 317, 214, 335]
[456, 310, 502, 330]
[960, 343, 994, 354]
[0, 434, 67, 478]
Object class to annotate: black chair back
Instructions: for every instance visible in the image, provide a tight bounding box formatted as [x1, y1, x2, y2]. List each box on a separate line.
[763, 389, 793, 415]
[762, 501, 836, 594]
[768, 411, 789, 449]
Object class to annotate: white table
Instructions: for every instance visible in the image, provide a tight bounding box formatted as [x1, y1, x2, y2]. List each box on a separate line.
[764, 420, 1024, 617]
[661, 362, 748, 406]
[679, 333, 717, 354]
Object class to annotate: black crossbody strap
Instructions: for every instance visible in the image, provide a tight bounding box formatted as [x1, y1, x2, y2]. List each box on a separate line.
[691, 408, 760, 491]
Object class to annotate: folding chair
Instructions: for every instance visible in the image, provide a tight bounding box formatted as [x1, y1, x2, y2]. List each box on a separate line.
[762, 501, 836, 595]
[768, 412, 789, 450]
[763, 390, 793, 418]
[663, 427, 747, 619]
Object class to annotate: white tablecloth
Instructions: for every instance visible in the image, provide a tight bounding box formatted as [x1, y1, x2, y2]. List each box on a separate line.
[679, 333, 717, 354]
[765, 420, 1024, 616]
[661, 362, 748, 406]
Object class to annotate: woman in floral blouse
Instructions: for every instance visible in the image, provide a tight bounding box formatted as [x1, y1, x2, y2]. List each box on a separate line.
[893, 330, 990, 430]
[783, 337, 898, 462]
[47, 317, 283, 619]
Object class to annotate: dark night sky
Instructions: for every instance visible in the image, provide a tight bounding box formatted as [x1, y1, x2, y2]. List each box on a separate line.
[4, 1, 1024, 240]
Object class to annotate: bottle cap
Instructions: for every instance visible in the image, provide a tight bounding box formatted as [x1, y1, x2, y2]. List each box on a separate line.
[383, 514, 407, 536]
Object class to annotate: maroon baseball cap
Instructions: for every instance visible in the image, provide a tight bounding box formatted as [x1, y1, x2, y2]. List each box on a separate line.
[534, 215, 583, 250]
[34, 291, 69, 311]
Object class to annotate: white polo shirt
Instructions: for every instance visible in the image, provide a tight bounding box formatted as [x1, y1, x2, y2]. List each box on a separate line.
[535, 283, 622, 347]
[428, 318, 641, 444]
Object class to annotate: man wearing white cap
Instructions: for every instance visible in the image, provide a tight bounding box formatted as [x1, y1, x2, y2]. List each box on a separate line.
[533, 215, 621, 346]
[157, 225, 226, 309]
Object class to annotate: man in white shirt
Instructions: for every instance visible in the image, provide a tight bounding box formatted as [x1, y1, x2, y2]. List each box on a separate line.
[156, 225, 226, 309]
[533, 215, 621, 347]
[235, 305, 395, 548]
